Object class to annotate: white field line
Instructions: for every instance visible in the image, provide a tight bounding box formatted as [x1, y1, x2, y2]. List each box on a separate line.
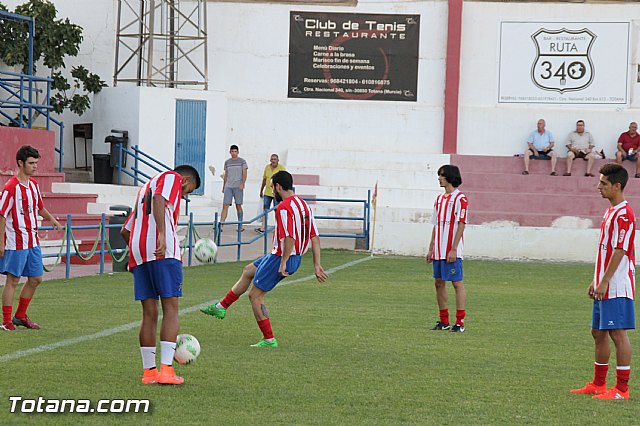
[0, 256, 374, 363]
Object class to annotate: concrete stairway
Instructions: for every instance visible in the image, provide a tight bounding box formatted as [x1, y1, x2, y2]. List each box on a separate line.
[451, 155, 640, 228]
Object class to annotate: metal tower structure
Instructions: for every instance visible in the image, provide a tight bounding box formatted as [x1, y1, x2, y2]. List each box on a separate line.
[114, 0, 208, 89]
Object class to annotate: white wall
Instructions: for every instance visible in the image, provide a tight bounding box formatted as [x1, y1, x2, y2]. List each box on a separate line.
[458, 2, 640, 157]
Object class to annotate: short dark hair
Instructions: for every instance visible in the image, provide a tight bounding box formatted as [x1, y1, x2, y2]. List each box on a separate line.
[16, 145, 40, 166]
[576, 120, 585, 125]
[437, 164, 462, 187]
[230, 144, 239, 151]
[271, 170, 293, 191]
[174, 164, 201, 189]
[599, 163, 628, 190]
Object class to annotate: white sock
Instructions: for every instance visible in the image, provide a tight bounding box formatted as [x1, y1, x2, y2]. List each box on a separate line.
[140, 346, 156, 370]
[160, 341, 176, 366]
[215, 302, 224, 309]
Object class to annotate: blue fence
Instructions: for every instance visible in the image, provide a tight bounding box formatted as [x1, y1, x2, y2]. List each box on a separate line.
[40, 192, 371, 279]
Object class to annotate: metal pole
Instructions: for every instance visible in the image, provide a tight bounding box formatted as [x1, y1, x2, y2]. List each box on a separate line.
[117, 143, 122, 185]
[59, 123, 64, 172]
[188, 212, 193, 267]
[65, 215, 72, 279]
[146, 0, 156, 85]
[100, 213, 106, 274]
[263, 209, 268, 255]
[134, 144, 139, 186]
[366, 189, 371, 250]
[27, 17, 34, 128]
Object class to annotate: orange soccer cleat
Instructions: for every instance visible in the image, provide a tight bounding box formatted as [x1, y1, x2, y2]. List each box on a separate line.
[592, 387, 629, 400]
[157, 365, 184, 385]
[141, 368, 159, 385]
[570, 381, 607, 395]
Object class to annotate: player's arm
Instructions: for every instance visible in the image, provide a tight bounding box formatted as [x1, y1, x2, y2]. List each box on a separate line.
[278, 236, 295, 276]
[0, 215, 5, 257]
[594, 248, 625, 299]
[152, 194, 167, 257]
[38, 207, 62, 230]
[447, 222, 465, 263]
[310, 236, 328, 282]
[425, 227, 435, 263]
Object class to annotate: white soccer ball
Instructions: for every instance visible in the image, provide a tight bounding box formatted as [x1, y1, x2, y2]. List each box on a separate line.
[174, 334, 201, 365]
[194, 238, 217, 263]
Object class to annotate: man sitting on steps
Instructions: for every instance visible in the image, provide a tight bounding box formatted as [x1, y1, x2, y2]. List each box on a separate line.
[523, 118, 558, 176]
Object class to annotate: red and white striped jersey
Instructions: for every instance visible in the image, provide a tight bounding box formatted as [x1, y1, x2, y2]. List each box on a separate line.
[0, 176, 44, 250]
[593, 200, 635, 300]
[272, 195, 319, 256]
[123, 171, 183, 268]
[430, 189, 468, 260]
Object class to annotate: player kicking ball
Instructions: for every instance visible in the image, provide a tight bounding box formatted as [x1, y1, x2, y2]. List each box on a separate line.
[425, 165, 468, 333]
[201, 171, 327, 347]
[0, 145, 61, 331]
[571, 163, 635, 400]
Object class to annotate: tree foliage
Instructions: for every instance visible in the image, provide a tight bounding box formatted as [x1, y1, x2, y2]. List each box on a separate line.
[0, 0, 106, 116]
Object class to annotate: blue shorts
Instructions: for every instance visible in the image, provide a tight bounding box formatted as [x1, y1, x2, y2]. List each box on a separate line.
[132, 258, 183, 301]
[252, 253, 301, 292]
[0, 246, 44, 278]
[592, 298, 635, 330]
[432, 258, 463, 282]
[623, 153, 638, 162]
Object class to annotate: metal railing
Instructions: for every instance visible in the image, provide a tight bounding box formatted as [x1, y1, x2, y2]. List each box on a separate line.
[39, 192, 370, 277]
[113, 143, 191, 214]
[0, 11, 65, 171]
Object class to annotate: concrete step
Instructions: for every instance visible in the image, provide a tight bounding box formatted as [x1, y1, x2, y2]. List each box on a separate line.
[42, 193, 98, 215]
[465, 189, 624, 215]
[0, 171, 65, 192]
[290, 166, 440, 189]
[471, 211, 601, 228]
[288, 149, 450, 171]
[62, 168, 93, 184]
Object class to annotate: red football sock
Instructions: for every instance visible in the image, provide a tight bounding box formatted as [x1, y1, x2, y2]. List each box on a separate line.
[257, 318, 274, 340]
[455, 310, 466, 326]
[15, 297, 32, 318]
[220, 290, 240, 309]
[593, 362, 608, 386]
[616, 367, 630, 392]
[439, 309, 449, 325]
[2, 305, 12, 325]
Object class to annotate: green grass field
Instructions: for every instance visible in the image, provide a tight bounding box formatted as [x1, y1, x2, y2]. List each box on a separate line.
[0, 250, 637, 425]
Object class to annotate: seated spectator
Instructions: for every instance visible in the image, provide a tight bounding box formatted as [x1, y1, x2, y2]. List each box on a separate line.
[564, 120, 596, 177]
[615, 122, 640, 178]
[523, 119, 557, 176]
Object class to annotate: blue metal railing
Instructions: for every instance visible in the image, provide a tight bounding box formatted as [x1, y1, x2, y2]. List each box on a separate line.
[114, 143, 190, 214]
[0, 11, 65, 171]
[40, 192, 370, 278]
[214, 190, 371, 260]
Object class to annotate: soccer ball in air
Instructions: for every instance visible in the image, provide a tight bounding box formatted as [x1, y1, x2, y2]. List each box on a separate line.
[194, 238, 217, 263]
[174, 334, 201, 365]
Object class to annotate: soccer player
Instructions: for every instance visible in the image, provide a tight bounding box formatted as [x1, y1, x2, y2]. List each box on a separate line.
[201, 170, 328, 347]
[570, 163, 635, 400]
[0, 145, 61, 331]
[425, 165, 468, 333]
[120, 165, 200, 385]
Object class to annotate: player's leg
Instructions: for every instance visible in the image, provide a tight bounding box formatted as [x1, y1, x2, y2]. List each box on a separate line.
[451, 280, 466, 332]
[12, 275, 43, 329]
[248, 254, 288, 347]
[12, 246, 45, 329]
[139, 298, 159, 384]
[602, 329, 632, 398]
[201, 261, 258, 319]
[1, 273, 21, 330]
[154, 259, 184, 385]
[571, 298, 610, 394]
[432, 268, 450, 331]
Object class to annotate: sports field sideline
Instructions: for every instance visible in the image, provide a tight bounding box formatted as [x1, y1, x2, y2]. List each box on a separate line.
[0, 250, 637, 425]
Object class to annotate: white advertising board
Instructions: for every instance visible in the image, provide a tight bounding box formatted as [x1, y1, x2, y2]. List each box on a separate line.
[498, 22, 629, 105]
